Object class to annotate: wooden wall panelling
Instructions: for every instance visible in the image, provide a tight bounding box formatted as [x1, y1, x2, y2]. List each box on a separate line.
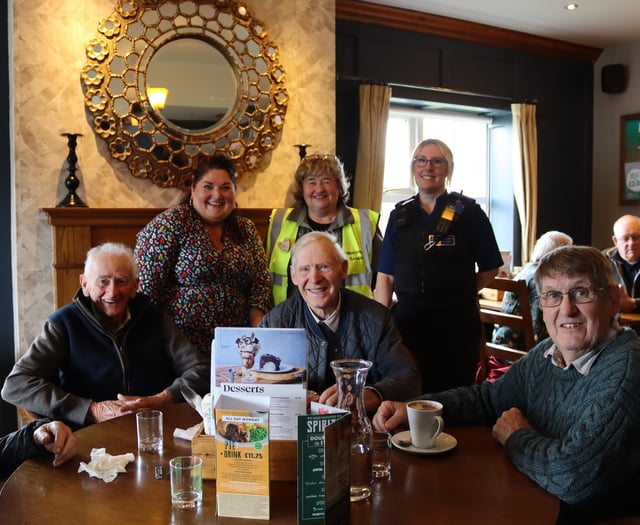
[53, 224, 91, 308]
[443, 50, 515, 98]
[335, 0, 602, 63]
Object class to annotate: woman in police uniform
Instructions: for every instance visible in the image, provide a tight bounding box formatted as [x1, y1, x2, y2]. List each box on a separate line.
[374, 139, 503, 392]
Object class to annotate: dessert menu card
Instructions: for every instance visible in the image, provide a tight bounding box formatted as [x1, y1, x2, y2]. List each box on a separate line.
[215, 394, 271, 519]
[212, 327, 308, 440]
[297, 403, 350, 525]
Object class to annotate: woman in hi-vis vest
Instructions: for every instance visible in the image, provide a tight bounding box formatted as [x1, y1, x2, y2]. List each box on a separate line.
[266, 153, 382, 305]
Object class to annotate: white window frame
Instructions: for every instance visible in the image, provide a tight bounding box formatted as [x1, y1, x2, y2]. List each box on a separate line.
[381, 106, 492, 231]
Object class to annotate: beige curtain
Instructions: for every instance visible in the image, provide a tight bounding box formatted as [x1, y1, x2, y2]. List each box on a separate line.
[511, 103, 538, 263]
[353, 83, 392, 211]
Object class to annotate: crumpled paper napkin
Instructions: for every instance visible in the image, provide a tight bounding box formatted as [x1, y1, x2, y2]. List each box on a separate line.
[78, 447, 135, 483]
[173, 421, 204, 442]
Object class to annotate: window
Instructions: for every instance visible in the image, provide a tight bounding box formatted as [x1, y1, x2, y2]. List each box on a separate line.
[381, 106, 492, 232]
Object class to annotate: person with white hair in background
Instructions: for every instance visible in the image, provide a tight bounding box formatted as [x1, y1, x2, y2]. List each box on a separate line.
[493, 230, 573, 350]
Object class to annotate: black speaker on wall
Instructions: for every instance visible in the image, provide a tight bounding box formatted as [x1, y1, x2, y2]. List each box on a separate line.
[602, 64, 627, 93]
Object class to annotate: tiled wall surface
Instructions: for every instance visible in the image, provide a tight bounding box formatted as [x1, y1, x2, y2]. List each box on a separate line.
[12, 0, 335, 354]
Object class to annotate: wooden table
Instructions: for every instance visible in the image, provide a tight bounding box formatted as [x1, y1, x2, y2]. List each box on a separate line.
[0, 403, 559, 524]
[620, 311, 640, 330]
[478, 297, 503, 312]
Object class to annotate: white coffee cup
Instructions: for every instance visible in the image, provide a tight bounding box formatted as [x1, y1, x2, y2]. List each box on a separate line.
[407, 400, 444, 449]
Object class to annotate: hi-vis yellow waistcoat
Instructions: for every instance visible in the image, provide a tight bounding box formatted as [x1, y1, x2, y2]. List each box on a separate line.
[267, 207, 379, 305]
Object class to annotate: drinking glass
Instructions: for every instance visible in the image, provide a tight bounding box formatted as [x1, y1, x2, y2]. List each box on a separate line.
[372, 431, 391, 478]
[136, 410, 163, 453]
[170, 456, 203, 509]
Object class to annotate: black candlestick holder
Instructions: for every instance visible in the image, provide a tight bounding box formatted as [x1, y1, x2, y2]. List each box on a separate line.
[294, 144, 311, 160]
[57, 132, 87, 207]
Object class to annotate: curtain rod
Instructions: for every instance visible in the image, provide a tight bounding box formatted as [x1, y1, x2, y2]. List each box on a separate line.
[336, 74, 537, 104]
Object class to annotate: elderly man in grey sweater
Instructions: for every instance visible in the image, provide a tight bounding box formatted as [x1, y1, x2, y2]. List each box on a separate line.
[374, 245, 640, 524]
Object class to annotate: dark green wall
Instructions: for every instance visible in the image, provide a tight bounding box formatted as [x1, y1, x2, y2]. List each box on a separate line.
[336, 20, 594, 245]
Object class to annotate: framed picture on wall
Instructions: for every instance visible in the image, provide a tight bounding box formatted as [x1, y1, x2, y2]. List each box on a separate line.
[620, 113, 640, 204]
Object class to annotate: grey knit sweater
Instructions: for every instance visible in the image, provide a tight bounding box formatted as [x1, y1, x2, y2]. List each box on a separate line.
[427, 327, 640, 510]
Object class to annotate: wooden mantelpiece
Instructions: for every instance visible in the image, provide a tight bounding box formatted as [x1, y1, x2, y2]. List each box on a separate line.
[42, 207, 271, 309]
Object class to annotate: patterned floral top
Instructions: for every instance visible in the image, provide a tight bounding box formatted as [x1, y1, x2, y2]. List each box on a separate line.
[134, 204, 272, 354]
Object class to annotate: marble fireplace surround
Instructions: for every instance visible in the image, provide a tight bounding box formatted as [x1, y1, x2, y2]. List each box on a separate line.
[14, 0, 335, 356]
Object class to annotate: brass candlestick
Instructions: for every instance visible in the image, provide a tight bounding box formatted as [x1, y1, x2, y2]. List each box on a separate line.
[57, 133, 87, 207]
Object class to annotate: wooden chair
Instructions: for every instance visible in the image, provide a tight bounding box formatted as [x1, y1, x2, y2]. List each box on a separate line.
[17, 406, 42, 425]
[477, 277, 535, 382]
[479, 277, 536, 350]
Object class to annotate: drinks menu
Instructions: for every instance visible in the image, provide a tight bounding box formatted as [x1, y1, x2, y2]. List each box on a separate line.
[297, 404, 350, 525]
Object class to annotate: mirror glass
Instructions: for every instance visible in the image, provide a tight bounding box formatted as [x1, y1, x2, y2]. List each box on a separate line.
[82, 0, 288, 189]
[147, 38, 237, 131]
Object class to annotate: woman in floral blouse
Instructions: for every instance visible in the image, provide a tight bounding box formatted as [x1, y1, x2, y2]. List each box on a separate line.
[134, 154, 272, 354]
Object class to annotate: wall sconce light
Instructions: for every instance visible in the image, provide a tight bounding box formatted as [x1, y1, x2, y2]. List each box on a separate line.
[147, 87, 169, 110]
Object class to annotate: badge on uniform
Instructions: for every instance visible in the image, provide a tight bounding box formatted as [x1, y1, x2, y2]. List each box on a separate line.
[277, 238, 291, 252]
[424, 234, 455, 251]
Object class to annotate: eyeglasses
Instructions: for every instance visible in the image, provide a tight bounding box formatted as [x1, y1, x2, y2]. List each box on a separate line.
[412, 156, 447, 167]
[538, 287, 607, 308]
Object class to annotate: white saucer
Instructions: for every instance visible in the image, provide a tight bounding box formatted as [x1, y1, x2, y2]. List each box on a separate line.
[252, 363, 294, 374]
[391, 430, 457, 455]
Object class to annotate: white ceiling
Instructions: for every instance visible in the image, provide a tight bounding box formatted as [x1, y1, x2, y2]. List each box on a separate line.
[365, 0, 640, 49]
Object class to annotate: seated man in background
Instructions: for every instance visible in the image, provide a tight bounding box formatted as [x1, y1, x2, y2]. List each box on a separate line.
[374, 246, 640, 524]
[0, 419, 76, 479]
[493, 230, 573, 349]
[605, 214, 640, 312]
[260, 231, 420, 414]
[2, 242, 209, 428]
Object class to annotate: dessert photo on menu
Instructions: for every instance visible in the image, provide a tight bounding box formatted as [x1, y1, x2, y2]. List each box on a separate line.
[212, 327, 308, 440]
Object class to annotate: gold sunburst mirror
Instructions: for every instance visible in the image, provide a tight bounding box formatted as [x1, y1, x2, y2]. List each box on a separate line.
[82, 0, 288, 189]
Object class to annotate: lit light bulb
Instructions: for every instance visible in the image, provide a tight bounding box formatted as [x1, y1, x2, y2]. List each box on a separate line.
[147, 87, 169, 110]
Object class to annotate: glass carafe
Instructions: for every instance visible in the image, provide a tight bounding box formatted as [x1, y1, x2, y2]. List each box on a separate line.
[330, 358, 373, 502]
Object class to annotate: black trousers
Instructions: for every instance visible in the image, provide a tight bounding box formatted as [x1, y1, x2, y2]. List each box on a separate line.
[394, 302, 481, 393]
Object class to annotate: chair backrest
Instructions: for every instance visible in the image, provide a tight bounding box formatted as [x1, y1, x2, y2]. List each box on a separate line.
[479, 277, 536, 351]
[476, 338, 530, 383]
[476, 277, 535, 383]
[17, 407, 42, 426]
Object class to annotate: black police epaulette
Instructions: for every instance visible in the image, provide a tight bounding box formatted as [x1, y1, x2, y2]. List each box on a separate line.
[393, 195, 415, 227]
[449, 191, 475, 205]
[394, 195, 415, 209]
